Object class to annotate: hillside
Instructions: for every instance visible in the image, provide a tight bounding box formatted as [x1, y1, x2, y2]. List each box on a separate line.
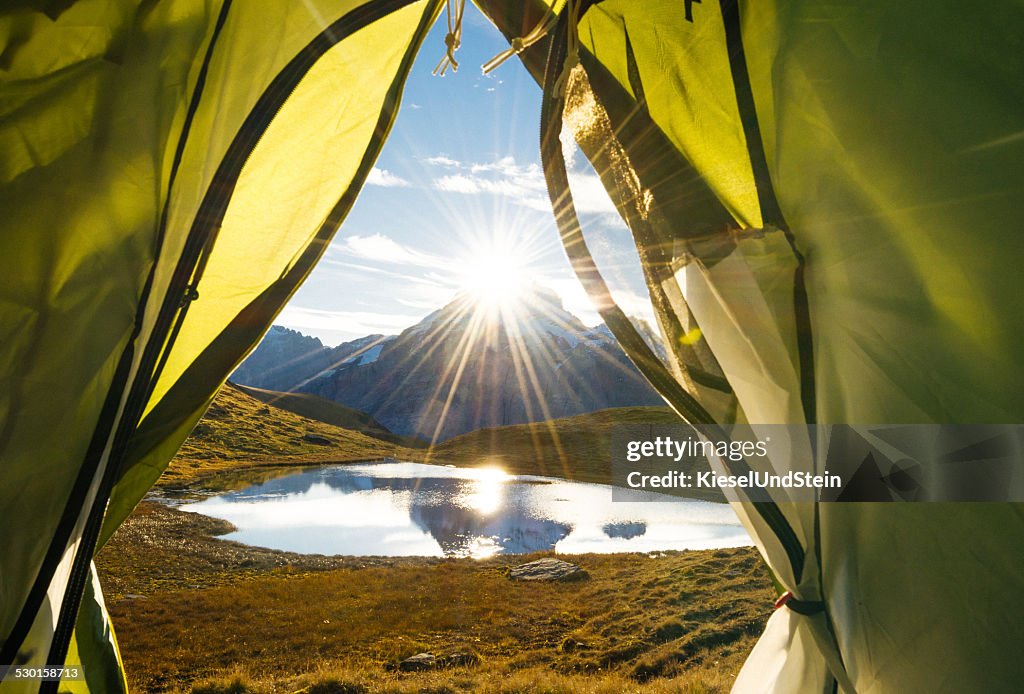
[427, 406, 722, 500]
[231, 383, 422, 448]
[163, 383, 417, 486]
[164, 387, 719, 501]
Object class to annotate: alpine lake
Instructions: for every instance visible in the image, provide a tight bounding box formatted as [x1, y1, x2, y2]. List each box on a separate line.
[180, 461, 751, 558]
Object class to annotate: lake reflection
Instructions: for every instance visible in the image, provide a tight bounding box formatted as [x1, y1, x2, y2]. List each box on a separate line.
[181, 462, 751, 558]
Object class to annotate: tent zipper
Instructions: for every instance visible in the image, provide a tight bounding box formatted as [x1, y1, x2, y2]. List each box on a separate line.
[0, 0, 237, 677]
[718, 0, 817, 427]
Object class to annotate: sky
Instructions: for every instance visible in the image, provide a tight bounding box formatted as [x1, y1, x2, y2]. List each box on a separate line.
[278, 4, 654, 346]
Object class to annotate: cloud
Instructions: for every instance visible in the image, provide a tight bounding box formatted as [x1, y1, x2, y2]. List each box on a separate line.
[395, 294, 458, 311]
[423, 155, 461, 167]
[433, 174, 486, 195]
[366, 167, 411, 188]
[546, 278, 656, 327]
[335, 233, 443, 268]
[276, 305, 424, 338]
[320, 259, 449, 288]
[433, 157, 549, 211]
[567, 173, 622, 217]
[427, 154, 620, 217]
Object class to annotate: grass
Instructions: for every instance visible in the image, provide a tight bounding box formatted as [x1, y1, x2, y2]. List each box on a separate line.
[159, 384, 420, 488]
[230, 384, 424, 448]
[188, 663, 738, 693]
[102, 512, 771, 693]
[98, 384, 770, 692]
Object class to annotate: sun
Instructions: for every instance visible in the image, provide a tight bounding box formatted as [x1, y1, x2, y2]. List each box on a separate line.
[457, 238, 530, 312]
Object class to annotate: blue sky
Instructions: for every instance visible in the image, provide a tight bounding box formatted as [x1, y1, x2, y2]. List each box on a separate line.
[278, 4, 653, 346]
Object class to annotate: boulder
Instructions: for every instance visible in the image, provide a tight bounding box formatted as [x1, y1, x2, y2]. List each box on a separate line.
[395, 651, 479, 671]
[398, 653, 436, 671]
[508, 558, 588, 582]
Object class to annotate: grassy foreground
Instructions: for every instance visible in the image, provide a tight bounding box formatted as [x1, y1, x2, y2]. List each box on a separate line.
[97, 384, 772, 692]
[98, 505, 772, 693]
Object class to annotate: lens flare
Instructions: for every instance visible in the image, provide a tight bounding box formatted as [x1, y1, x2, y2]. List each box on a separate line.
[457, 238, 530, 313]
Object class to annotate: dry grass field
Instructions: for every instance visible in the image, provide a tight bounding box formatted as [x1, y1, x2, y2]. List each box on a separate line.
[96, 385, 772, 693]
[99, 506, 771, 693]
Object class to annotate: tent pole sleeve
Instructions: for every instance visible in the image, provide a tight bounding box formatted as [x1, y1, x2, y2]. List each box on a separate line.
[719, 0, 817, 426]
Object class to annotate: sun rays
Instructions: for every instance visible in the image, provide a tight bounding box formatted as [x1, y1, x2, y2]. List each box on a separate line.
[456, 236, 531, 314]
[269, 149, 663, 498]
[270, 211, 662, 490]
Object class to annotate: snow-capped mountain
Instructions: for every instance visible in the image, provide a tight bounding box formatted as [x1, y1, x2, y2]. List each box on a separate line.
[231, 327, 395, 392]
[233, 286, 664, 440]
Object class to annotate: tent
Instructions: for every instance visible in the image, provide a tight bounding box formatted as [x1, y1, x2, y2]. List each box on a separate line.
[2, 0, 1022, 691]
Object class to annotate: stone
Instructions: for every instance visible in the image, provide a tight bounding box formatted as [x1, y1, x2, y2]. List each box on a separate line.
[508, 558, 588, 582]
[398, 653, 436, 671]
[301, 433, 333, 445]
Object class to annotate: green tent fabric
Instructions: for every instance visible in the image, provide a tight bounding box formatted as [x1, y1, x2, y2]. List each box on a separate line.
[1, 1, 439, 689]
[487, 2, 1024, 692]
[2, 1, 1023, 692]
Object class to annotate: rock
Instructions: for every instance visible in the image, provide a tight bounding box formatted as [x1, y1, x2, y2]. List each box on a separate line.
[398, 653, 437, 671]
[508, 558, 588, 582]
[302, 433, 333, 445]
[559, 639, 589, 653]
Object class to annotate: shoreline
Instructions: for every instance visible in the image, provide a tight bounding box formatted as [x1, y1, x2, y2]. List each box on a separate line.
[98, 445, 767, 693]
[157, 453, 729, 506]
[98, 499, 772, 693]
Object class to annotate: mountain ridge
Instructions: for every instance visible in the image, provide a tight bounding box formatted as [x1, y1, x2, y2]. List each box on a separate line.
[234, 287, 665, 441]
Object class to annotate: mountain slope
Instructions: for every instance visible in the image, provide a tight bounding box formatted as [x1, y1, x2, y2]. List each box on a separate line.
[231, 327, 393, 392]
[164, 383, 416, 486]
[426, 406, 720, 500]
[231, 383, 423, 448]
[300, 287, 663, 441]
[164, 387, 687, 493]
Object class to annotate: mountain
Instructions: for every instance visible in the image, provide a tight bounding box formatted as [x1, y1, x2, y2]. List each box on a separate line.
[231, 326, 394, 392]
[274, 286, 664, 441]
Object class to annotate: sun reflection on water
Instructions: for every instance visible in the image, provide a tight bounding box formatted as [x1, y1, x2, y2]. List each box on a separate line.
[467, 536, 501, 559]
[459, 465, 509, 515]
